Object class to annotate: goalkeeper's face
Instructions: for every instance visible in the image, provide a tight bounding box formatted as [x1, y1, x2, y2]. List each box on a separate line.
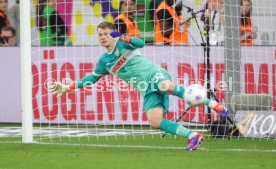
[97, 28, 115, 48]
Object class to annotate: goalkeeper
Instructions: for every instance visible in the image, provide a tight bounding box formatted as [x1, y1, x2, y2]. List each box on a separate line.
[50, 21, 229, 151]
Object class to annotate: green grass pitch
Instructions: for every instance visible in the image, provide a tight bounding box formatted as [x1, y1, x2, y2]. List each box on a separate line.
[0, 134, 276, 169]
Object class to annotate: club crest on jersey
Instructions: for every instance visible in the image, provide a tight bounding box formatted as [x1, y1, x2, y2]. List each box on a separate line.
[115, 48, 120, 57]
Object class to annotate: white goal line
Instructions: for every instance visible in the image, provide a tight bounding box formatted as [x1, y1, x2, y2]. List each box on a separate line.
[0, 127, 207, 138]
[32, 142, 276, 153]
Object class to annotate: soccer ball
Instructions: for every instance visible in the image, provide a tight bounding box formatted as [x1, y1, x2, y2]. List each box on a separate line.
[184, 84, 207, 106]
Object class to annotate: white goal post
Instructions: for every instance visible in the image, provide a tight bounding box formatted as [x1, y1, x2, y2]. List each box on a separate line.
[21, 0, 33, 143]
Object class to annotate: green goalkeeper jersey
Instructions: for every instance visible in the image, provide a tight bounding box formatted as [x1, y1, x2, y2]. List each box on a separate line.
[76, 38, 165, 96]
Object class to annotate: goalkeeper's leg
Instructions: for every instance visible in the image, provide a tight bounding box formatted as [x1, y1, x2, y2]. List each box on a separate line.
[157, 79, 216, 107]
[158, 79, 229, 118]
[146, 107, 204, 151]
[150, 70, 217, 108]
[144, 83, 204, 151]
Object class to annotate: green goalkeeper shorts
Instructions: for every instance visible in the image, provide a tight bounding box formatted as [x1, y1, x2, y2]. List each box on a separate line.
[143, 70, 171, 114]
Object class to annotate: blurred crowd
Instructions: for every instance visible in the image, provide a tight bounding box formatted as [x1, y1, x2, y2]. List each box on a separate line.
[0, 0, 19, 46]
[0, 0, 258, 46]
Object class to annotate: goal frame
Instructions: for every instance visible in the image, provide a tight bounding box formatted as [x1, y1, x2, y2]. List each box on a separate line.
[21, 0, 33, 143]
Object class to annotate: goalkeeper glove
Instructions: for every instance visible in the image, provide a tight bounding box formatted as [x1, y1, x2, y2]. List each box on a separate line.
[214, 104, 229, 120]
[109, 31, 122, 39]
[109, 31, 131, 43]
[49, 82, 71, 97]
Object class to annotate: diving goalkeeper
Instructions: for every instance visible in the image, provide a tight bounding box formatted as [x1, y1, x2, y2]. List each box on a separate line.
[50, 21, 229, 151]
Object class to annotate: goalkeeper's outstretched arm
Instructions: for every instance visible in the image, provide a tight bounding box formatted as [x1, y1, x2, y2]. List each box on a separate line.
[109, 31, 145, 49]
[123, 36, 145, 49]
[49, 72, 103, 97]
[71, 72, 103, 89]
[50, 58, 109, 97]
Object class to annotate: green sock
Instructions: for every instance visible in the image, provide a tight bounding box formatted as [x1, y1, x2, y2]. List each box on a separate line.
[160, 119, 194, 138]
[173, 85, 186, 99]
[176, 125, 194, 139]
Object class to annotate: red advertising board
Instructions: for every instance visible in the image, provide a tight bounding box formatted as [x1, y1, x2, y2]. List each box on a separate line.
[0, 46, 275, 124]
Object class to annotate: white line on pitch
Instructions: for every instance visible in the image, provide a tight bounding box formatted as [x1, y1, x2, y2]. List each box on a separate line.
[1, 141, 276, 153]
[39, 142, 276, 153]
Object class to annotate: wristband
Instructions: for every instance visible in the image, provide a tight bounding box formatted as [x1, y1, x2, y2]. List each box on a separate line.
[68, 82, 76, 90]
[122, 35, 131, 43]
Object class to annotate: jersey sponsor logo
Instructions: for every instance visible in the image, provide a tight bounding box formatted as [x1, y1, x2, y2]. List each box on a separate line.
[111, 56, 127, 74]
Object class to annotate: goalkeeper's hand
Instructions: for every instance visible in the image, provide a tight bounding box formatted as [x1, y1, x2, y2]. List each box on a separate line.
[49, 82, 70, 97]
[109, 31, 122, 39]
[214, 104, 229, 120]
[109, 31, 131, 43]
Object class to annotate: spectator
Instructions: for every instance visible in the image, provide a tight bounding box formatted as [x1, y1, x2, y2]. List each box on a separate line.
[206, 0, 224, 19]
[240, 0, 257, 46]
[36, 0, 68, 46]
[154, 0, 189, 45]
[209, 0, 224, 45]
[149, 0, 162, 20]
[0, 0, 9, 31]
[203, 0, 225, 45]
[0, 26, 16, 46]
[7, 0, 20, 45]
[114, 0, 140, 37]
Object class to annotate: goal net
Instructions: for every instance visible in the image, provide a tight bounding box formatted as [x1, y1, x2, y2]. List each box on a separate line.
[24, 0, 276, 148]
